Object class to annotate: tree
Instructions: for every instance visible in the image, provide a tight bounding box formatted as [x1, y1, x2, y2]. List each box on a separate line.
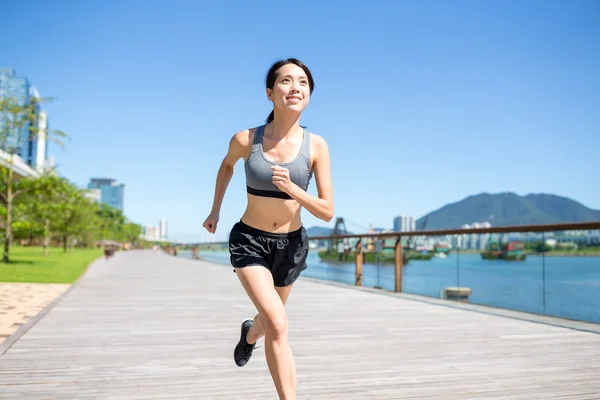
[20, 173, 145, 252]
[48, 181, 95, 253]
[2, 201, 42, 243]
[0, 95, 67, 262]
[96, 202, 126, 240]
[21, 173, 77, 255]
[120, 222, 143, 245]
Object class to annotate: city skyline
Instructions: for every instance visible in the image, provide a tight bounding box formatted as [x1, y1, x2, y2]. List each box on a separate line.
[144, 218, 169, 241]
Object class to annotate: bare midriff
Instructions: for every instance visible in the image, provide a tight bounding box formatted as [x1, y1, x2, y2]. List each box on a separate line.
[240, 193, 303, 233]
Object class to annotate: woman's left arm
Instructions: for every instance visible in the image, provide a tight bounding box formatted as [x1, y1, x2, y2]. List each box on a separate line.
[272, 134, 334, 222]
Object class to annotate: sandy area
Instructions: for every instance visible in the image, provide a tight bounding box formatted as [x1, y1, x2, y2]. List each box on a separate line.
[0, 282, 71, 344]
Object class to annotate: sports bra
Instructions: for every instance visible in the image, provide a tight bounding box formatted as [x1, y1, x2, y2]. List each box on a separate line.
[244, 125, 313, 199]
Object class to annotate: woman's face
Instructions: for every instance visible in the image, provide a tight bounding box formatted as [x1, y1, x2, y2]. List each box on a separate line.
[267, 63, 311, 114]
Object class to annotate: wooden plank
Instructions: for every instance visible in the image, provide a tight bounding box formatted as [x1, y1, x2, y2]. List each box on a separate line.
[0, 250, 598, 399]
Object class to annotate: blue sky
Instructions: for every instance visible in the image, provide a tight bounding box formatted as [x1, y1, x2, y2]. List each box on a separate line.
[2, 0, 599, 242]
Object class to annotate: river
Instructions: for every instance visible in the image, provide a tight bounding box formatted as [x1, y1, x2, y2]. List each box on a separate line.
[178, 249, 600, 325]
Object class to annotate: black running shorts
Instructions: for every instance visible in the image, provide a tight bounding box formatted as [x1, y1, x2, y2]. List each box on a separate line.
[228, 221, 309, 287]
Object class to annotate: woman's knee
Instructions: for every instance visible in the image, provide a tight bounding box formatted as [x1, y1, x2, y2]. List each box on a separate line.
[263, 311, 288, 338]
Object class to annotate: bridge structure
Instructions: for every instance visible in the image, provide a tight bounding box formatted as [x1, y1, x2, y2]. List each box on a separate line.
[0, 148, 40, 178]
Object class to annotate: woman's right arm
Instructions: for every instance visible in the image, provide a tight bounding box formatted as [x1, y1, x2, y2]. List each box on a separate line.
[203, 130, 251, 234]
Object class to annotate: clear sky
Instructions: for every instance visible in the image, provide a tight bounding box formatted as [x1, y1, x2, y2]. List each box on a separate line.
[2, 0, 599, 242]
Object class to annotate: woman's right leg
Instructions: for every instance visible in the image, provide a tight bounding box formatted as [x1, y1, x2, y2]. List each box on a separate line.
[235, 266, 296, 400]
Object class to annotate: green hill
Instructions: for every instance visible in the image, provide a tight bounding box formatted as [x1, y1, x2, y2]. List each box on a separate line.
[416, 192, 600, 230]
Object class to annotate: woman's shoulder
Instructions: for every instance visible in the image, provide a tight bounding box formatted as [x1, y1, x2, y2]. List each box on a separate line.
[308, 131, 329, 151]
[230, 126, 262, 147]
[307, 131, 330, 165]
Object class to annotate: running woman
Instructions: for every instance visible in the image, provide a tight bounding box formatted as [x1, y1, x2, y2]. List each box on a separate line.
[202, 58, 334, 400]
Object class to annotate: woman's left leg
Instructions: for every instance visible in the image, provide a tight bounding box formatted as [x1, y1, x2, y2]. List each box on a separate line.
[246, 284, 294, 344]
[247, 227, 307, 345]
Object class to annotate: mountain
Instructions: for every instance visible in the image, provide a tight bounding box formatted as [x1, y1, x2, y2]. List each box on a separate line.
[525, 194, 600, 223]
[416, 192, 600, 230]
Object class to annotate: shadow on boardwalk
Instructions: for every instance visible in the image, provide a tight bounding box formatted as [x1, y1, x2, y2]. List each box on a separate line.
[0, 250, 599, 399]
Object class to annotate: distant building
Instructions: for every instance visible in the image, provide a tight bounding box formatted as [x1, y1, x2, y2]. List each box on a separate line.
[458, 221, 493, 249]
[145, 226, 160, 241]
[0, 68, 49, 172]
[159, 218, 168, 239]
[393, 215, 416, 232]
[88, 178, 125, 211]
[32, 109, 49, 172]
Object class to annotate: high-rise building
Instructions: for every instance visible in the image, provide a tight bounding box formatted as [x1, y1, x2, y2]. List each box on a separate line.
[159, 219, 168, 239]
[145, 226, 160, 241]
[0, 68, 49, 171]
[393, 215, 416, 232]
[26, 88, 49, 172]
[88, 178, 125, 211]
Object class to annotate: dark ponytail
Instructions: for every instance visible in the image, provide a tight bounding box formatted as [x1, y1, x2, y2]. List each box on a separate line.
[266, 110, 275, 123]
[264, 58, 314, 123]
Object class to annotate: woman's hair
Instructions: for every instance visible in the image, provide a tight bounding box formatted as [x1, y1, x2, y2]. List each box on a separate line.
[265, 58, 314, 123]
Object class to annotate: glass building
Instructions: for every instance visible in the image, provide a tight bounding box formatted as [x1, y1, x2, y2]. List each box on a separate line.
[88, 178, 125, 211]
[0, 68, 48, 170]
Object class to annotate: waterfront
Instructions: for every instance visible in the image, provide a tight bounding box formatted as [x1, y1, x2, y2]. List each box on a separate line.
[179, 249, 600, 325]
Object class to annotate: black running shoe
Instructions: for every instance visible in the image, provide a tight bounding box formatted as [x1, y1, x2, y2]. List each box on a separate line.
[234, 318, 255, 367]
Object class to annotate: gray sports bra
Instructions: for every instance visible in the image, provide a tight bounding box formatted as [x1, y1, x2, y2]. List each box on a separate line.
[245, 125, 313, 199]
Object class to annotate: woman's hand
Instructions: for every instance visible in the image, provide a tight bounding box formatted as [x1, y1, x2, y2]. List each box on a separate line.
[271, 165, 297, 195]
[202, 211, 219, 234]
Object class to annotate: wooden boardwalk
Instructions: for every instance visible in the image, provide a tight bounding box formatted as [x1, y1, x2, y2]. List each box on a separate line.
[1, 250, 599, 399]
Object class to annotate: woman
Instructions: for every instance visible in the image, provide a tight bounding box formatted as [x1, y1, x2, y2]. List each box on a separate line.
[202, 58, 333, 400]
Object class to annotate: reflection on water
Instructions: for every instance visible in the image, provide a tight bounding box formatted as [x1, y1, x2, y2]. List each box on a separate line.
[178, 249, 600, 324]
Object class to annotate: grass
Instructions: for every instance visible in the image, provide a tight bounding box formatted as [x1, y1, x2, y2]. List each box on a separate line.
[0, 246, 104, 284]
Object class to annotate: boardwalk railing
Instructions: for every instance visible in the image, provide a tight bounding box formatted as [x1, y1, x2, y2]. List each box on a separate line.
[186, 221, 600, 324]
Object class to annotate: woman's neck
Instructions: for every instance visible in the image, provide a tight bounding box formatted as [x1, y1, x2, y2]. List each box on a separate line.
[268, 111, 301, 138]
